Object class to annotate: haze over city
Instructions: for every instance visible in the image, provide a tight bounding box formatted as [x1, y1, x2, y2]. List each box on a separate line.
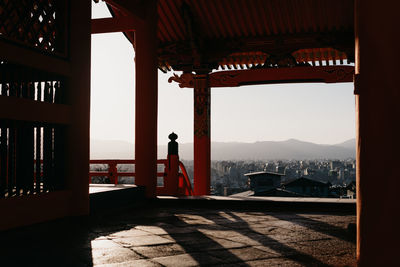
[91, 2, 355, 147]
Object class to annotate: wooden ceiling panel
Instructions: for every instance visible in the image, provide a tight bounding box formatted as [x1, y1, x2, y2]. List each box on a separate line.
[157, 18, 172, 42]
[222, 0, 243, 37]
[241, 1, 257, 37]
[264, 0, 280, 35]
[207, 1, 227, 39]
[214, 1, 235, 38]
[166, 0, 187, 39]
[191, 0, 218, 38]
[291, 0, 303, 33]
[256, 0, 272, 36]
[282, 0, 295, 34]
[158, 6, 178, 41]
[159, 1, 184, 41]
[233, 0, 250, 37]
[247, 0, 264, 36]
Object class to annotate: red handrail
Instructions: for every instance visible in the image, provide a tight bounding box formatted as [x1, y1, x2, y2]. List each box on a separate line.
[179, 161, 194, 195]
[89, 159, 192, 196]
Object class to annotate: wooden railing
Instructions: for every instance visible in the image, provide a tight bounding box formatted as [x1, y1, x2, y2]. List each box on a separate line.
[89, 159, 193, 196]
[0, 63, 68, 199]
[178, 161, 194, 196]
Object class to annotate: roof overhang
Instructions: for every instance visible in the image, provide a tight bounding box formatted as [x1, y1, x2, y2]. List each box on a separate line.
[95, 0, 355, 80]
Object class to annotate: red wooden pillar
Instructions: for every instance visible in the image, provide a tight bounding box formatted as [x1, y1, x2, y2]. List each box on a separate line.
[193, 73, 211, 195]
[65, 0, 91, 215]
[134, 0, 158, 198]
[355, 1, 400, 265]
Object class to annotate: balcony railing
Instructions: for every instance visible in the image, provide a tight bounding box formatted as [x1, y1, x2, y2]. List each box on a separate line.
[89, 158, 193, 196]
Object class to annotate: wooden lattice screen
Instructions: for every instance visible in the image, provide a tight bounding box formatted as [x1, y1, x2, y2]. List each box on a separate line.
[0, 0, 68, 56]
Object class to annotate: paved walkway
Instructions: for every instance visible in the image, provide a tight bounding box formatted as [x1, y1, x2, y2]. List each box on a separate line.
[0, 207, 356, 266]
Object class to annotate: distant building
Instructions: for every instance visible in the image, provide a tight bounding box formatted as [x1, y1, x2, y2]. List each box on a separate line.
[329, 185, 347, 198]
[346, 181, 356, 199]
[330, 160, 341, 170]
[304, 167, 315, 176]
[329, 170, 338, 179]
[283, 177, 330, 197]
[245, 171, 284, 196]
[276, 165, 286, 174]
[264, 163, 276, 172]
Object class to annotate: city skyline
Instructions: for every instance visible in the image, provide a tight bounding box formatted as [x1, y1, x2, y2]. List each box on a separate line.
[91, 2, 355, 146]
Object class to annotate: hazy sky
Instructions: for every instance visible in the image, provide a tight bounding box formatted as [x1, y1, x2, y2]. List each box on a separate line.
[91, 2, 355, 146]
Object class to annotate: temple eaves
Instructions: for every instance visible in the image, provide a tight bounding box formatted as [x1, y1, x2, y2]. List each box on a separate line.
[100, 0, 354, 73]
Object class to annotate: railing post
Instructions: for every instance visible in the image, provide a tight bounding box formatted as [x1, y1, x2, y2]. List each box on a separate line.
[108, 162, 118, 185]
[165, 132, 179, 195]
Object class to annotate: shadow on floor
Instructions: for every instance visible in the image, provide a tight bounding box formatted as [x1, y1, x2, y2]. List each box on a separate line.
[156, 214, 249, 266]
[197, 211, 334, 266]
[269, 212, 356, 244]
[0, 205, 356, 266]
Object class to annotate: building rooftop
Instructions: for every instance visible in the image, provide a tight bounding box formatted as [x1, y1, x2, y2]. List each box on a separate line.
[284, 177, 330, 187]
[244, 171, 285, 177]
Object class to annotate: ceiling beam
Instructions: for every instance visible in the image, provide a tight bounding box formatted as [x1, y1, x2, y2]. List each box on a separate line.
[91, 16, 140, 34]
[168, 66, 354, 88]
[0, 39, 70, 77]
[104, 0, 146, 20]
[0, 96, 72, 124]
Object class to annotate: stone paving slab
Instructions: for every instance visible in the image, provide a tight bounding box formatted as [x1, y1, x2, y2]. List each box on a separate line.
[152, 252, 224, 267]
[132, 243, 187, 258]
[91, 246, 143, 265]
[96, 259, 162, 267]
[208, 247, 277, 262]
[111, 234, 175, 247]
[0, 206, 356, 266]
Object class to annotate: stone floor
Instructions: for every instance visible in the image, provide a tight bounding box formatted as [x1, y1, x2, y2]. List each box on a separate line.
[0, 206, 356, 266]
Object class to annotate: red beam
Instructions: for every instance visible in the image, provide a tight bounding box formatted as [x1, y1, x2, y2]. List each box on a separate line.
[0, 96, 72, 124]
[209, 66, 354, 87]
[168, 66, 354, 88]
[0, 39, 71, 77]
[91, 17, 140, 34]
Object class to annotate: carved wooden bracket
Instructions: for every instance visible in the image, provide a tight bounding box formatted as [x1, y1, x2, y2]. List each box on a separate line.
[168, 73, 194, 88]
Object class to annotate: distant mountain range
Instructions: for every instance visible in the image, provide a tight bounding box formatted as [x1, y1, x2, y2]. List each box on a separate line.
[91, 138, 355, 160]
